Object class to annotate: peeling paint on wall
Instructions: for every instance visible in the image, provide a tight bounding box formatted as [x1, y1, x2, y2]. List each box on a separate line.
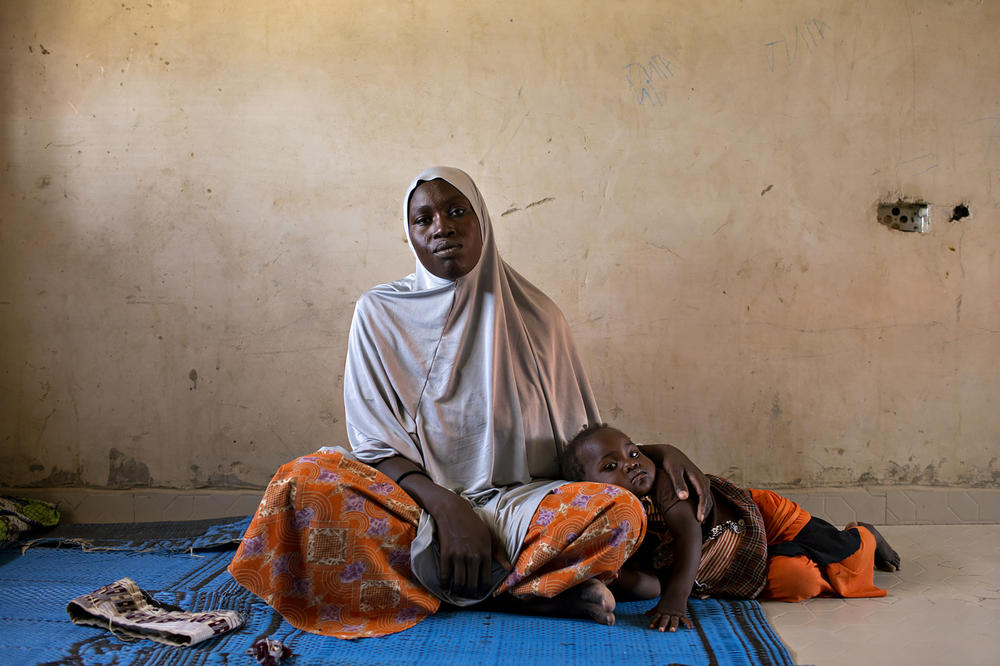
[107, 448, 152, 488]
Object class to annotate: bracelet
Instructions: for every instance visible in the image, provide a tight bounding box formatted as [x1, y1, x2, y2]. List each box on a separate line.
[395, 469, 428, 486]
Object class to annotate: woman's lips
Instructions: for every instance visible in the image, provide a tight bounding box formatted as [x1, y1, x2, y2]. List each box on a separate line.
[434, 244, 462, 257]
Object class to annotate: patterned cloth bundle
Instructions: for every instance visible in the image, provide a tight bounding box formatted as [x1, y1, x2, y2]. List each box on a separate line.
[66, 578, 245, 646]
[0, 495, 60, 547]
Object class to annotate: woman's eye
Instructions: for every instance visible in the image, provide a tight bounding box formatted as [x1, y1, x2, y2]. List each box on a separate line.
[450, 207, 465, 217]
[412, 217, 429, 226]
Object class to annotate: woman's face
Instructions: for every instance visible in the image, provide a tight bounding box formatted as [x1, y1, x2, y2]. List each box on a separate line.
[407, 179, 484, 280]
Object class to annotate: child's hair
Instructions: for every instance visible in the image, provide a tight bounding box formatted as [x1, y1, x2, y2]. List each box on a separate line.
[560, 422, 610, 481]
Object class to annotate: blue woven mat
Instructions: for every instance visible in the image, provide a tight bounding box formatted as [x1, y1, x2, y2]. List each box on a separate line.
[1, 519, 797, 665]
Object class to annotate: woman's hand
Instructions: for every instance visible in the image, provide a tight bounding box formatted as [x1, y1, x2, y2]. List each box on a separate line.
[642, 444, 714, 522]
[431, 492, 511, 599]
[375, 456, 510, 598]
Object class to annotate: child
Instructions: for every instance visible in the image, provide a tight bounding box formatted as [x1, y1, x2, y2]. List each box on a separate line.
[563, 424, 900, 632]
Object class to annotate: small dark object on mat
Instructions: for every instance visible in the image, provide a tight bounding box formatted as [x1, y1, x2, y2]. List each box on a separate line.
[247, 637, 294, 665]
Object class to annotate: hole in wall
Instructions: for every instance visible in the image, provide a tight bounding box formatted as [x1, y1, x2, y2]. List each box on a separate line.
[951, 204, 970, 222]
[878, 200, 930, 233]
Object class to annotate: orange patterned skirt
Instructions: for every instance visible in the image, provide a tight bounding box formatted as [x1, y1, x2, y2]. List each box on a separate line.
[228, 450, 645, 638]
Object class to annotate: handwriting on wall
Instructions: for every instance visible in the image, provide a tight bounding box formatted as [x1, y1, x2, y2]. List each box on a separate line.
[623, 55, 676, 107]
[764, 19, 832, 72]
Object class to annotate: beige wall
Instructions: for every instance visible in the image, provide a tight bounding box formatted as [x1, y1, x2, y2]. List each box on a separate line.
[1, 0, 997, 491]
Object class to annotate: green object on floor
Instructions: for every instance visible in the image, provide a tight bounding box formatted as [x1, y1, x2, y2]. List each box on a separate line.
[0, 495, 60, 548]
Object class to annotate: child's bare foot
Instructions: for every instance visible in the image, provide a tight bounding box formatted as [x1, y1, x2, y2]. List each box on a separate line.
[847, 521, 901, 571]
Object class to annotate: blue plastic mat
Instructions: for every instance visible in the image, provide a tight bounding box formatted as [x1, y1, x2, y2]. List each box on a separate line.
[1, 519, 797, 665]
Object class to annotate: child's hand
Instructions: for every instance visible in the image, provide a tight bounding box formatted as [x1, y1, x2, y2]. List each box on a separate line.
[645, 602, 693, 632]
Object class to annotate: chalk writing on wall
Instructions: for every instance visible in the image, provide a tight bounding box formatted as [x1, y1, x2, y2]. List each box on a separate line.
[623, 55, 675, 107]
[897, 153, 939, 178]
[975, 116, 1000, 161]
[764, 19, 832, 72]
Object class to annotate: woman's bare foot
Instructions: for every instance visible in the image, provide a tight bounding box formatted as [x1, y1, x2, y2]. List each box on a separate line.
[493, 578, 616, 626]
[568, 578, 617, 626]
[847, 521, 901, 571]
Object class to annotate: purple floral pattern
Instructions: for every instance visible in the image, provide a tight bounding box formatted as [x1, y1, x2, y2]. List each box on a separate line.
[242, 534, 266, 556]
[292, 577, 311, 596]
[293, 507, 314, 529]
[317, 469, 341, 483]
[389, 548, 410, 568]
[395, 606, 420, 623]
[610, 519, 631, 548]
[344, 493, 365, 513]
[271, 554, 292, 577]
[533, 509, 555, 527]
[367, 518, 389, 537]
[340, 561, 366, 584]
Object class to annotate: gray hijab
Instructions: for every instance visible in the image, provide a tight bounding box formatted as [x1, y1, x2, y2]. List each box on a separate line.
[344, 166, 600, 505]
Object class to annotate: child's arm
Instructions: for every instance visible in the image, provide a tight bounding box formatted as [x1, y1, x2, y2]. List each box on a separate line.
[647, 482, 701, 632]
[611, 561, 660, 601]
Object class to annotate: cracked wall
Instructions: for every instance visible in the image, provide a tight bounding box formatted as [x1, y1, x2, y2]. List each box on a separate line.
[1, 0, 998, 490]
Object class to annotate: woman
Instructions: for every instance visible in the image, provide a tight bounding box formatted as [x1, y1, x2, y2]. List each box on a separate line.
[228, 167, 710, 638]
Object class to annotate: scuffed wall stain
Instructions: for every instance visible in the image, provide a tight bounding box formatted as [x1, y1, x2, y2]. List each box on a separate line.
[500, 196, 556, 217]
[107, 448, 152, 488]
[205, 462, 259, 489]
[771, 458, 1000, 489]
[27, 466, 84, 487]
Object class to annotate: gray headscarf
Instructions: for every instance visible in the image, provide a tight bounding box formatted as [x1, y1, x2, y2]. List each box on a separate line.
[344, 166, 600, 506]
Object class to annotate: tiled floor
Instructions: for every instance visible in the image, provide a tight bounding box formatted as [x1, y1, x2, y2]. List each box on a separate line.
[762, 525, 1000, 666]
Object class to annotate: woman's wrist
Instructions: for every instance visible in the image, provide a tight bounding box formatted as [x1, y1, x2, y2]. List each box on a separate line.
[394, 469, 461, 517]
[394, 468, 428, 486]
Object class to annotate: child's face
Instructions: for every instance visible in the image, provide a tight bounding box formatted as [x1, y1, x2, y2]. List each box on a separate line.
[576, 427, 656, 496]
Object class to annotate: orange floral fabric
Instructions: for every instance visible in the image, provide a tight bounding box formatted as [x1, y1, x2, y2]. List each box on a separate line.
[498, 482, 646, 598]
[228, 451, 439, 638]
[229, 452, 645, 638]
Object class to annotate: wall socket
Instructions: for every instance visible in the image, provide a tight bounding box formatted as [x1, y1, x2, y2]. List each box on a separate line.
[878, 202, 930, 233]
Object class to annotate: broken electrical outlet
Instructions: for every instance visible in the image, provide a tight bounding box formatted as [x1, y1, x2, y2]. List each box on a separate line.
[877, 201, 930, 233]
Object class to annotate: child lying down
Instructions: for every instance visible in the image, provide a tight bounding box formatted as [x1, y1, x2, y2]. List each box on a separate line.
[563, 424, 900, 632]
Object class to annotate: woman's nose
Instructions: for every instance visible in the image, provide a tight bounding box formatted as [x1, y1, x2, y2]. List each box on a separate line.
[432, 214, 455, 237]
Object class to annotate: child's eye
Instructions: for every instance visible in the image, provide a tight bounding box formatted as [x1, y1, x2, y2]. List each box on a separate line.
[602, 463, 617, 472]
[629, 450, 639, 458]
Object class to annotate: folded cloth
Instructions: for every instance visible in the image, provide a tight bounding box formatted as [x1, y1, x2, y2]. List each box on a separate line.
[0, 495, 60, 548]
[67, 578, 244, 646]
